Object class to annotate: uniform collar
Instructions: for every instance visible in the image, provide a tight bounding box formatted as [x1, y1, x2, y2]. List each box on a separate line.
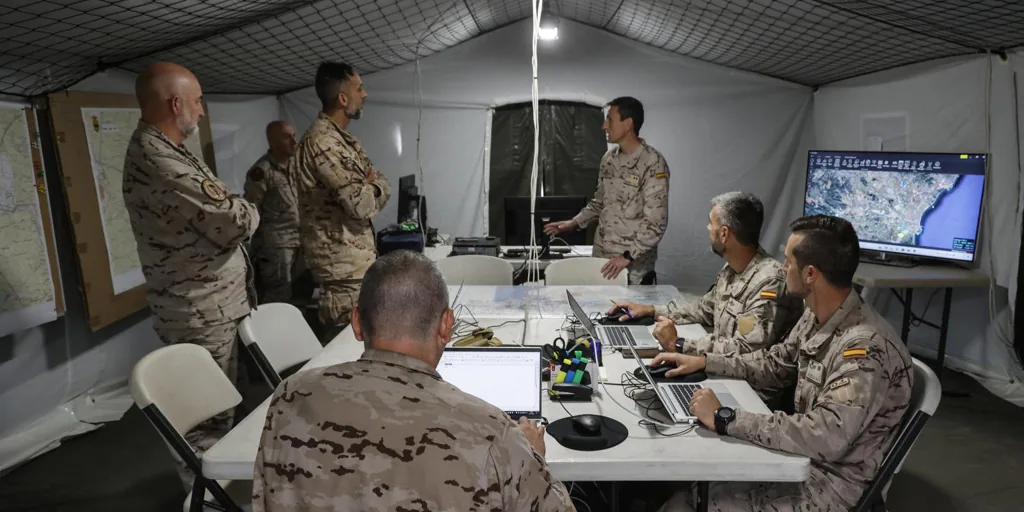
[358, 348, 442, 380]
[262, 151, 287, 172]
[801, 290, 861, 355]
[613, 138, 648, 167]
[136, 121, 208, 175]
[318, 111, 360, 147]
[724, 247, 769, 296]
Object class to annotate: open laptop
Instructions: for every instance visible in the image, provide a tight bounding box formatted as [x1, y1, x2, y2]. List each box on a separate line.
[436, 347, 543, 420]
[566, 290, 660, 350]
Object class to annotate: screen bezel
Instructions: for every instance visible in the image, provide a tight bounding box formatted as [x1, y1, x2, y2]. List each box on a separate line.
[803, 150, 988, 265]
[437, 346, 544, 420]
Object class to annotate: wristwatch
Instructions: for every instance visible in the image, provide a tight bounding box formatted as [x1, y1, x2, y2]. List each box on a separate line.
[673, 338, 686, 353]
[714, 407, 736, 435]
[622, 251, 634, 262]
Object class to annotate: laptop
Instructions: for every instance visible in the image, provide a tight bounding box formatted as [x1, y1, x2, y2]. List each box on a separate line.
[567, 291, 741, 424]
[436, 347, 543, 420]
[566, 290, 660, 350]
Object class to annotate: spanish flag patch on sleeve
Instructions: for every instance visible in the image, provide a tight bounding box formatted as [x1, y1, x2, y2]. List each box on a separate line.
[760, 290, 777, 299]
[843, 348, 868, 358]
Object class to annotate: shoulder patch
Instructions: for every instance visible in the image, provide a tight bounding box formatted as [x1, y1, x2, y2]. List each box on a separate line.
[736, 315, 755, 336]
[842, 347, 867, 358]
[248, 167, 264, 181]
[760, 290, 778, 299]
[201, 179, 227, 201]
[827, 377, 851, 391]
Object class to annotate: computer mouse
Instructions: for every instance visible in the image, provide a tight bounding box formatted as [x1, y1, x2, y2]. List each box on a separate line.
[647, 362, 675, 377]
[571, 414, 603, 436]
[634, 365, 708, 383]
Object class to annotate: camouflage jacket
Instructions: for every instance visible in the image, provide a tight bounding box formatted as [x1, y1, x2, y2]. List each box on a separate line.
[294, 113, 391, 283]
[244, 152, 299, 249]
[123, 121, 257, 328]
[657, 249, 802, 356]
[253, 348, 574, 512]
[705, 290, 914, 509]
[572, 140, 669, 274]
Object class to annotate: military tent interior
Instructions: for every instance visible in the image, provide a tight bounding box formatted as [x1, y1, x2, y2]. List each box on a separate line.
[1, 0, 1024, 509]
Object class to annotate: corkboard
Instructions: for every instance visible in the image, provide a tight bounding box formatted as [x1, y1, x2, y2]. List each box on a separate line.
[46, 91, 216, 331]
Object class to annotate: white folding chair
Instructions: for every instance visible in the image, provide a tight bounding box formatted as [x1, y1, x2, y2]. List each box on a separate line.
[544, 257, 627, 286]
[239, 303, 322, 388]
[854, 357, 941, 511]
[129, 344, 252, 512]
[436, 255, 514, 285]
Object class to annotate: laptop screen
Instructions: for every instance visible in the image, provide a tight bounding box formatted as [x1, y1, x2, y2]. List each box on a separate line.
[437, 347, 543, 419]
[566, 291, 597, 338]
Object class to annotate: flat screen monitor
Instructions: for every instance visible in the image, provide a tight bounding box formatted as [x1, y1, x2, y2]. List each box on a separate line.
[503, 196, 587, 246]
[803, 150, 987, 263]
[397, 174, 426, 227]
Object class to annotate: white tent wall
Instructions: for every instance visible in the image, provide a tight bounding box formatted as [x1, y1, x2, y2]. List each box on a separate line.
[813, 54, 1024, 404]
[0, 72, 279, 473]
[280, 19, 814, 291]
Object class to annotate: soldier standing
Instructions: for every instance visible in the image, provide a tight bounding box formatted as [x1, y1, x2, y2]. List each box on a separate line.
[294, 62, 391, 344]
[653, 215, 914, 511]
[253, 251, 574, 511]
[543, 96, 669, 284]
[123, 62, 258, 490]
[244, 120, 301, 304]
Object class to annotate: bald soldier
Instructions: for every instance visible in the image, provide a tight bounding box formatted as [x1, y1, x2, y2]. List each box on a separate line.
[244, 121, 301, 303]
[295, 61, 390, 344]
[613, 193, 801, 365]
[654, 215, 913, 511]
[544, 96, 669, 284]
[253, 251, 574, 511]
[123, 62, 258, 489]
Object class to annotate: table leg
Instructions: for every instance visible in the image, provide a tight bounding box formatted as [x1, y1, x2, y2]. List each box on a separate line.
[610, 481, 619, 512]
[696, 482, 710, 512]
[937, 287, 969, 398]
[900, 288, 914, 343]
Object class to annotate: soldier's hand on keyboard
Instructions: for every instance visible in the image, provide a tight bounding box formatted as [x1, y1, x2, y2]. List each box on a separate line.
[650, 353, 706, 377]
[652, 316, 677, 351]
[690, 388, 721, 430]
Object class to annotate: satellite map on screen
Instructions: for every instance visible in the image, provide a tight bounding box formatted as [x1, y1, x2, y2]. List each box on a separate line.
[804, 152, 986, 258]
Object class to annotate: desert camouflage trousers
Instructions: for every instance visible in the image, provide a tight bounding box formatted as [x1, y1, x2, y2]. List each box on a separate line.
[317, 280, 361, 345]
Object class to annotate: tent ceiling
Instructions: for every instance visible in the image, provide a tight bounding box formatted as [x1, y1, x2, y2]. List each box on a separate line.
[2, 0, 1022, 96]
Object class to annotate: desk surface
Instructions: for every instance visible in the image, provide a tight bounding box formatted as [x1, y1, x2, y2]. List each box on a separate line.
[203, 288, 808, 483]
[854, 262, 990, 288]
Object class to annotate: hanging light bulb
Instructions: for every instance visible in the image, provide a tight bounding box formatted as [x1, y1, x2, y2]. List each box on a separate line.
[539, 10, 559, 40]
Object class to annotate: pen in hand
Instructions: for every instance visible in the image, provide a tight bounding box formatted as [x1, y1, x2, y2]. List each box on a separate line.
[610, 300, 635, 319]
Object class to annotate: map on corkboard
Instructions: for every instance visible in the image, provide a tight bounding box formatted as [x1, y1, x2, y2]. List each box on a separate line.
[47, 91, 216, 331]
[0, 102, 64, 337]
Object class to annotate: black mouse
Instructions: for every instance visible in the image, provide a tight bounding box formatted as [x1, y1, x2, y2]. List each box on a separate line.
[647, 362, 675, 377]
[571, 414, 603, 436]
[634, 364, 708, 383]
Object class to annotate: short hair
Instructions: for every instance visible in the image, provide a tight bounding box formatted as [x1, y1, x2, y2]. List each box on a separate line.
[606, 96, 644, 135]
[315, 62, 356, 111]
[711, 191, 764, 247]
[265, 120, 288, 139]
[789, 215, 860, 288]
[357, 250, 449, 344]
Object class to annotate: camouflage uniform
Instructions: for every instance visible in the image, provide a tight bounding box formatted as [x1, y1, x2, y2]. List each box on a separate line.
[656, 249, 802, 357]
[295, 113, 390, 343]
[664, 291, 914, 511]
[244, 152, 301, 304]
[572, 140, 669, 284]
[253, 348, 574, 511]
[123, 121, 258, 490]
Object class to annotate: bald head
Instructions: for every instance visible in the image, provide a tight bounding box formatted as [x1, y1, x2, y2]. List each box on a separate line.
[135, 62, 205, 144]
[266, 120, 297, 160]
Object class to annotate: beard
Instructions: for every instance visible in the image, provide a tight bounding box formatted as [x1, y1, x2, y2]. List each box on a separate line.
[711, 239, 725, 257]
[786, 281, 810, 299]
[177, 106, 199, 139]
[348, 107, 363, 120]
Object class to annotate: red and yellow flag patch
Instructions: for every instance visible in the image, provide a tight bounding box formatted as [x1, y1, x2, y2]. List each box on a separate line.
[760, 290, 778, 299]
[843, 348, 867, 358]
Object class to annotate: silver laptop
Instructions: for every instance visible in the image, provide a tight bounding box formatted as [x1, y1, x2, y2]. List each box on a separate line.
[436, 347, 543, 420]
[625, 342, 742, 424]
[566, 290, 660, 350]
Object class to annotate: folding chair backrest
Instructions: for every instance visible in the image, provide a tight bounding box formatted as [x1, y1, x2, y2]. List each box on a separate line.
[238, 303, 321, 386]
[130, 343, 242, 437]
[545, 257, 626, 286]
[436, 255, 514, 285]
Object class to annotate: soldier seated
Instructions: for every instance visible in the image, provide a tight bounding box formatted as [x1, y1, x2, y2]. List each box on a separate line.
[654, 215, 914, 511]
[612, 192, 801, 401]
[252, 250, 574, 512]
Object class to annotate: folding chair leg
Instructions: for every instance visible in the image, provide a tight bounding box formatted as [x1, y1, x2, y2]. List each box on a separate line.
[190, 477, 206, 512]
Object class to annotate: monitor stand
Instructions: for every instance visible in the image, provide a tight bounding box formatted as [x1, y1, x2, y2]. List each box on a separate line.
[860, 251, 919, 268]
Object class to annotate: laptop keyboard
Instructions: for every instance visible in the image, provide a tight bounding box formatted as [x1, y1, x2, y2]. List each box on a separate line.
[666, 384, 704, 416]
[604, 325, 636, 347]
